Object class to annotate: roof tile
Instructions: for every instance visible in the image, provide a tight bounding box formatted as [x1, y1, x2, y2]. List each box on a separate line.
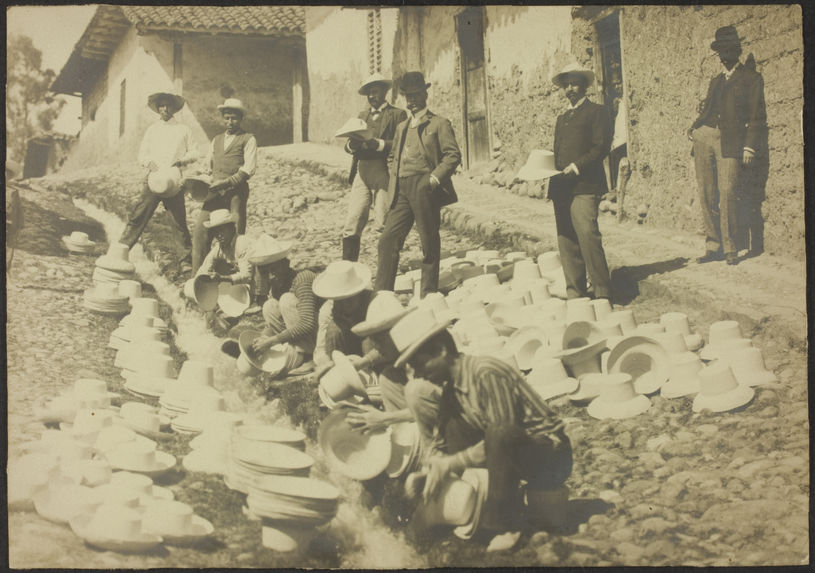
[120, 6, 304, 35]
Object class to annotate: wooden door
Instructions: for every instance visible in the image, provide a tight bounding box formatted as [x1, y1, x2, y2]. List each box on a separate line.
[457, 7, 490, 168]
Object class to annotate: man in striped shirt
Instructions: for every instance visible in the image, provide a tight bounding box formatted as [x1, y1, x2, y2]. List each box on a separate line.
[395, 326, 572, 550]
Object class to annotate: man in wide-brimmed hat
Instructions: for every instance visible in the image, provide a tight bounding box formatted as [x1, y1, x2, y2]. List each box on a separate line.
[375, 71, 461, 298]
[341, 73, 408, 262]
[394, 310, 572, 552]
[192, 98, 258, 275]
[688, 25, 767, 265]
[119, 92, 197, 269]
[548, 62, 613, 302]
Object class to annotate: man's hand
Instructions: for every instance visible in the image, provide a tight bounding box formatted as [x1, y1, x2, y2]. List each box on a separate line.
[422, 455, 460, 502]
[250, 335, 276, 354]
[361, 138, 380, 152]
[742, 149, 755, 166]
[345, 404, 389, 433]
[314, 361, 335, 382]
[347, 138, 363, 153]
[562, 163, 579, 177]
[428, 174, 440, 189]
[210, 179, 231, 195]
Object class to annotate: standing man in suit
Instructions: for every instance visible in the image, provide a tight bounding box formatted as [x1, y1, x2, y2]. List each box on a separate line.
[375, 72, 461, 298]
[191, 98, 257, 275]
[549, 63, 613, 301]
[342, 73, 408, 262]
[688, 25, 767, 266]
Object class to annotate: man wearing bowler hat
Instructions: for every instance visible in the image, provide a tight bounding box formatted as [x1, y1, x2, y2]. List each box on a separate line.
[342, 73, 408, 261]
[375, 71, 462, 298]
[119, 92, 197, 268]
[192, 98, 258, 275]
[549, 62, 613, 302]
[688, 25, 767, 266]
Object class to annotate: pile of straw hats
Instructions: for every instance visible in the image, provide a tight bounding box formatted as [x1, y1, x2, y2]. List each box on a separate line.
[225, 428, 315, 494]
[171, 393, 232, 435]
[84, 282, 131, 314]
[247, 475, 339, 526]
[94, 243, 136, 283]
[35, 378, 120, 425]
[159, 360, 220, 418]
[183, 413, 246, 474]
[124, 354, 178, 398]
[62, 231, 96, 254]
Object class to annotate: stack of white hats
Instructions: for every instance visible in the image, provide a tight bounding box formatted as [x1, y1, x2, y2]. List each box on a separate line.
[62, 231, 96, 254]
[159, 360, 219, 419]
[225, 426, 314, 494]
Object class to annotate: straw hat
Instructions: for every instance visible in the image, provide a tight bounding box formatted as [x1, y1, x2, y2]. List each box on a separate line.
[555, 339, 607, 378]
[568, 372, 612, 403]
[606, 309, 637, 335]
[692, 362, 755, 413]
[587, 373, 651, 419]
[505, 326, 548, 371]
[591, 298, 613, 321]
[235, 424, 306, 451]
[700, 320, 750, 360]
[217, 97, 247, 115]
[358, 72, 393, 95]
[419, 476, 477, 528]
[218, 283, 251, 317]
[552, 62, 596, 88]
[318, 410, 392, 480]
[319, 351, 368, 406]
[71, 504, 163, 553]
[105, 440, 176, 477]
[130, 297, 160, 317]
[517, 149, 561, 181]
[177, 360, 216, 388]
[606, 335, 670, 395]
[660, 352, 705, 399]
[142, 500, 214, 545]
[334, 117, 373, 140]
[562, 320, 604, 350]
[61, 231, 96, 254]
[147, 166, 182, 198]
[237, 330, 290, 377]
[34, 483, 103, 525]
[653, 331, 689, 355]
[61, 408, 116, 442]
[114, 402, 172, 441]
[351, 290, 414, 337]
[203, 208, 238, 229]
[182, 174, 215, 202]
[184, 274, 219, 311]
[96, 243, 135, 273]
[659, 311, 703, 351]
[106, 470, 174, 504]
[726, 347, 778, 387]
[454, 468, 489, 540]
[171, 393, 228, 435]
[537, 251, 562, 276]
[312, 260, 372, 300]
[526, 357, 579, 400]
[385, 422, 421, 479]
[117, 279, 142, 300]
[124, 355, 178, 398]
[248, 234, 292, 266]
[394, 274, 414, 293]
[8, 454, 62, 511]
[147, 92, 185, 115]
[392, 308, 454, 368]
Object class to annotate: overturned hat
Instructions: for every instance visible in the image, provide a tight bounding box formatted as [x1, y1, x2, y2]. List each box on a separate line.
[147, 92, 185, 115]
[183, 174, 217, 203]
[555, 339, 607, 379]
[203, 208, 238, 229]
[352, 290, 414, 337]
[237, 330, 290, 377]
[218, 283, 250, 318]
[319, 351, 368, 406]
[606, 335, 670, 395]
[184, 274, 219, 311]
[359, 72, 393, 95]
[312, 260, 372, 300]
[659, 311, 703, 352]
[147, 166, 182, 198]
[552, 62, 596, 88]
[217, 97, 247, 115]
[334, 117, 373, 140]
[318, 410, 391, 481]
[248, 234, 292, 266]
[587, 373, 650, 419]
[562, 320, 604, 350]
[660, 352, 705, 399]
[692, 362, 755, 413]
[527, 357, 578, 400]
[62, 231, 96, 254]
[517, 150, 561, 181]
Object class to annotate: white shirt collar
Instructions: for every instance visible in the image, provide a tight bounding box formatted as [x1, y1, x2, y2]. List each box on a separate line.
[568, 97, 587, 111]
[409, 107, 428, 126]
[723, 61, 742, 80]
[371, 102, 388, 114]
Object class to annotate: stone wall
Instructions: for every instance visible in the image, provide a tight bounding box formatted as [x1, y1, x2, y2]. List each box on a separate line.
[572, 5, 804, 256]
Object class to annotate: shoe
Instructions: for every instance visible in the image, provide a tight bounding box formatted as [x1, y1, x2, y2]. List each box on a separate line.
[697, 251, 724, 264]
[726, 253, 739, 266]
[244, 305, 262, 315]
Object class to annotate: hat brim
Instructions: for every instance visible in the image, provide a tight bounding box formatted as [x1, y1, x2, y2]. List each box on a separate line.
[182, 176, 216, 202]
[312, 265, 372, 300]
[660, 376, 702, 399]
[400, 82, 432, 94]
[554, 339, 608, 365]
[358, 79, 393, 95]
[517, 166, 562, 182]
[394, 319, 453, 369]
[528, 377, 579, 401]
[711, 38, 743, 51]
[351, 307, 414, 338]
[562, 321, 604, 350]
[587, 394, 651, 419]
[606, 336, 670, 392]
[217, 105, 246, 115]
[692, 384, 754, 413]
[454, 468, 488, 539]
[552, 70, 595, 88]
[148, 93, 186, 115]
[203, 215, 238, 229]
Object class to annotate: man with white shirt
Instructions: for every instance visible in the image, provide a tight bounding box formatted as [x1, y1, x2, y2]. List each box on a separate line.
[119, 92, 196, 263]
[375, 72, 461, 298]
[548, 63, 613, 301]
[191, 98, 258, 275]
[341, 73, 407, 261]
[688, 26, 767, 265]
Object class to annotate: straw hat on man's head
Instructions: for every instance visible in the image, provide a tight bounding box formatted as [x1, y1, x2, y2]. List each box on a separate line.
[551, 63, 596, 89]
[217, 98, 247, 117]
[392, 308, 454, 368]
[147, 92, 186, 115]
[248, 234, 292, 266]
[351, 291, 414, 338]
[358, 72, 393, 96]
[312, 261, 372, 300]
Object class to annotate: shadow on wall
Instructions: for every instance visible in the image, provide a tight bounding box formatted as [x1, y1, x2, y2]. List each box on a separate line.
[610, 256, 689, 306]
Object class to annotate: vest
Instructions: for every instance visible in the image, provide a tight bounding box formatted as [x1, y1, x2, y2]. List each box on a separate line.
[399, 125, 432, 177]
[212, 131, 253, 180]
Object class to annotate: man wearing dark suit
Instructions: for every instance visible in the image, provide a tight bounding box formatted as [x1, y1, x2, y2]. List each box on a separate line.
[549, 63, 613, 301]
[688, 25, 767, 266]
[342, 74, 408, 262]
[375, 71, 462, 298]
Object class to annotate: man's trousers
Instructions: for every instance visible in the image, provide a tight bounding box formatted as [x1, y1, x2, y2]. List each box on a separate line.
[119, 179, 192, 251]
[191, 181, 249, 274]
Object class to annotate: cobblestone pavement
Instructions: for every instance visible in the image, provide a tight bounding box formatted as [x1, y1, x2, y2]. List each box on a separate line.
[6, 149, 808, 567]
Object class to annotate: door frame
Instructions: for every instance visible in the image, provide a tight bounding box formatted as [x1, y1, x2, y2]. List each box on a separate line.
[455, 5, 492, 170]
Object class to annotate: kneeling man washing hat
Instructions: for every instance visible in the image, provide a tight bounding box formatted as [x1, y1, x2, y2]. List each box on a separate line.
[393, 311, 573, 551]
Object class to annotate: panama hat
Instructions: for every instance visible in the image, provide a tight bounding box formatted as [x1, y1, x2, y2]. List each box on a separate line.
[312, 260, 372, 300]
[182, 174, 216, 202]
[184, 274, 219, 311]
[248, 234, 292, 266]
[587, 373, 651, 419]
[130, 297, 160, 317]
[454, 468, 489, 540]
[392, 308, 454, 368]
[61, 408, 116, 442]
[318, 410, 392, 480]
[517, 149, 561, 181]
[334, 117, 373, 140]
[203, 208, 238, 229]
[555, 339, 607, 378]
[537, 251, 563, 277]
[418, 476, 477, 528]
[606, 309, 638, 335]
[552, 62, 596, 88]
[659, 311, 703, 352]
[692, 362, 755, 413]
[8, 454, 63, 511]
[106, 439, 176, 477]
[591, 298, 613, 321]
[117, 279, 142, 300]
[358, 72, 393, 95]
[237, 330, 289, 377]
[726, 347, 778, 387]
[235, 424, 306, 451]
[176, 360, 216, 388]
[385, 422, 421, 479]
[319, 351, 368, 405]
[141, 500, 214, 546]
[701, 320, 748, 361]
[147, 166, 182, 198]
[398, 71, 431, 94]
[114, 402, 172, 441]
[352, 290, 414, 337]
[96, 243, 135, 274]
[661, 352, 705, 399]
[61, 231, 96, 254]
[394, 274, 414, 293]
[710, 25, 743, 51]
[171, 392, 228, 435]
[653, 331, 689, 356]
[34, 483, 103, 524]
[124, 355, 178, 398]
[107, 470, 173, 503]
[527, 357, 579, 400]
[218, 283, 251, 317]
[562, 320, 604, 350]
[606, 335, 670, 395]
[505, 325, 548, 370]
[217, 97, 247, 115]
[71, 504, 163, 553]
[567, 372, 612, 403]
[148, 92, 185, 114]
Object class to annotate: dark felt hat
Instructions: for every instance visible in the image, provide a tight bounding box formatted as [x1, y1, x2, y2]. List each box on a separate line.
[711, 26, 743, 51]
[399, 72, 431, 94]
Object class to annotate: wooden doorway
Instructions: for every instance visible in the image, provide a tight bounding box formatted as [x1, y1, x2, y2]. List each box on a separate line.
[456, 7, 490, 168]
[595, 11, 628, 190]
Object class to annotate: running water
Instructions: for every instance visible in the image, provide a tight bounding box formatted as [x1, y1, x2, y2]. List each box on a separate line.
[73, 198, 428, 568]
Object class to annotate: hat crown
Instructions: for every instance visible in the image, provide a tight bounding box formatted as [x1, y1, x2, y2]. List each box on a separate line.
[399, 71, 430, 93]
[138, 354, 175, 379]
[699, 362, 739, 395]
[130, 297, 159, 317]
[709, 320, 742, 345]
[364, 291, 407, 324]
[598, 374, 637, 402]
[70, 231, 90, 244]
[359, 72, 393, 94]
[660, 311, 691, 335]
[655, 331, 687, 353]
[313, 260, 371, 299]
[178, 360, 215, 386]
[390, 308, 440, 353]
[712, 26, 741, 49]
[537, 251, 562, 272]
[518, 149, 559, 181]
[533, 357, 570, 382]
[107, 243, 130, 261]
[671, 352, 703, 379]
[729, 346, 766, 371]
[219, 98, 246, 113]
[513, 260, 542, 280]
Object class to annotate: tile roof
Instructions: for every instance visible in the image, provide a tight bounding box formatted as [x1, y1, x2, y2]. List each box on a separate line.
[120, 6, 304, 35]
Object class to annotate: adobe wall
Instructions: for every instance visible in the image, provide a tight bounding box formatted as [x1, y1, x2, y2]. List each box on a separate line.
[572, 5, 804, 256]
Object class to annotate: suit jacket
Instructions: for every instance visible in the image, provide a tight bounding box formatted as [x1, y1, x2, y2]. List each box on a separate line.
[387, 110, 462, 208]
[691, 64, 767, 158]
[550, 99, 611, 196]
[345, 104, 407, 190]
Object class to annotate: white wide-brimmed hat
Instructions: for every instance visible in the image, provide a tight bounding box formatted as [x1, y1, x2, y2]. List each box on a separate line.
[517, 149, 561, 182]
[334, 117, 373, 140]
[105, 439, 176, 477]
[552, 62, 596, 88]
[319, 351, 368, 406]
[504, 325, 548, 371]
[124, 355, 178, 398]
[606, 309, 637, 335]
[83, 282, 131, 314]
[692, 362, 755, 413]
[95, 243, 135, 274]
[182, 174, 215, 202]
[568, 372, 612, 402]
[71, 504, 163, 553]
[312, 260, 372, 300]
[236, 330, 290, 377]
[61, 231, 96, 254]
[660, 352, 705, 399]
[184, 274, 220, 311]
[177, 360, 216, 388]
[147, 166, 182, 198]
[419, 475, 477, 528]
[218, 282, 251, 317]
[526, 357, 579, 400]
[318, 410, 391, 481]
[555, 339, 607, 378]
[653, 331, 688, 355]
[203, 208, 238, 229]
[587, 373, 651, 419]
[61, 408, 116, 442]
[358, 72, 393, 95]
[142, 500, 214, 545]
[394, 274, 414, 294]
[130, 297, 160, 318]
[171, 392, 228, 435]
[351, 290, 414, 337]
[248, 234, 293, 266]
[217, 97, 247, 115]
[726, 347, 778, 387]
[453, 468, 489, 540]
[606, 335, 670, 395]
[114, 402, 172, 441]
[34, 483, 103, 524]
[659, 311, 704, 351]
[117, 279, 143, 300]
[385, 422, 421, 479]
[106, 469, 174, 504]
[562, 320, 604, 350]
[392, 308, 454, 369]
[701, 320, 743, 359]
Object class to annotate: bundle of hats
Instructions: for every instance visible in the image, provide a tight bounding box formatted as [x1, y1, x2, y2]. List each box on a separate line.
[83, 282, 131, 315]
[170, 393, 233, 435]
[62, 231, 97, 255]
[119, 296, 168, 330]
[113, 401, 173, 441]
[34, 378, 120, 425]
[159, 360, 220, 418]
[93, 243, 136, 285]
[183, 413, 246, 474]
[124, 354, 178, 399]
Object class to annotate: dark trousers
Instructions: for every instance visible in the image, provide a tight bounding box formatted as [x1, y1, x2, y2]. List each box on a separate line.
[551, 191, 612, 299]
[191, 181, 249, 274]
[376, 173, 441, 297]
[324, 320, 363, 357]
[119, 179, 192, 251]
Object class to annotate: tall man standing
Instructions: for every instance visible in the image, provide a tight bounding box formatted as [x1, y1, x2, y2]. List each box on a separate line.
[688, 25, 767, 266]
[375, 72, 461, 298]
[192, 98, 257, 275]
[342, 73, 407, 261]
[549, 63, 613, 301]
[119, 92, 197, 267]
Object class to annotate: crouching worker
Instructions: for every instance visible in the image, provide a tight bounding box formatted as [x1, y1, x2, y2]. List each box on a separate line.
[246, 240, 319, 377]
[393, 309, 573, 552]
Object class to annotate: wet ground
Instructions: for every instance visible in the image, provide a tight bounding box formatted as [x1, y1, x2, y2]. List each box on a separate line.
[6, 152, 809, 567]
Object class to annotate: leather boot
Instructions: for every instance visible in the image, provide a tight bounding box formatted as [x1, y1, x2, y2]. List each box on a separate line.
[342, 235, 361, 262]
